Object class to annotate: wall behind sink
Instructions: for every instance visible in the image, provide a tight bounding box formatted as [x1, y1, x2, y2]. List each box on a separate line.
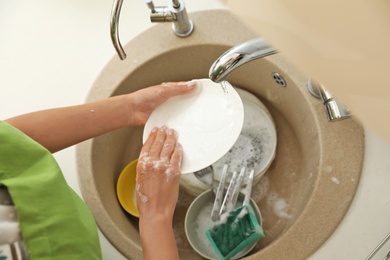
[226, 0, 390, 144]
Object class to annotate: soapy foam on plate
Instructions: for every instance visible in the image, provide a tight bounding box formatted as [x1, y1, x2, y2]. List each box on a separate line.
[212, 90, 277, 181]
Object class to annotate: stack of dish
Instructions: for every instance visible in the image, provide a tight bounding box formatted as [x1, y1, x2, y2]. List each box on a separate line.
[180, 87, 277, 196]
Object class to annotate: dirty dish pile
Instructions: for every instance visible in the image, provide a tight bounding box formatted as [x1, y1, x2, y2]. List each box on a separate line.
[180, 87, 277, 196]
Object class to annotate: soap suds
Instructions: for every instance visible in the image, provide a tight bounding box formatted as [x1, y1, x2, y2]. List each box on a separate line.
[212, 98, 276, 179]
[152, 160, 169, 170]
[266, 192, 293, 219]
[138, 193, 148, 203]
[140, 152, 149, 158]
[140, 156, 151, 171]
[136, 183, 148, 203]
[136, 158, 178, 205]
[234, 207, 249, 223]
[192, 201, 220, 258]
[273, 199, 293, 219]
[331, 176, 340, 184]
[165, 168, 177, 182]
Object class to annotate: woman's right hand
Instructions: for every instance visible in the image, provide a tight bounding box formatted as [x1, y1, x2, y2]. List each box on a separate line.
[135, 126, 182, 260]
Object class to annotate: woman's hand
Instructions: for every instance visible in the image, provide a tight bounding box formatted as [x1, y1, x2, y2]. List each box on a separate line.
[136, 126, 182, 260]
[128, 81, 196, 126]
[136, 126, 182, 219]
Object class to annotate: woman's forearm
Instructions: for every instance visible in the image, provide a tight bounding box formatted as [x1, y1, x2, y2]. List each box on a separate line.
[5, 94, 132, 153]
[5, 82, 196, 153]
[139, 216, 179, 260]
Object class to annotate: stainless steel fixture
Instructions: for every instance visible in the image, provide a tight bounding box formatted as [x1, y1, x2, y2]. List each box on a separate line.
[110, 0, 194, 60]
[307, 79, 350, 121]
[365, 232, 390, 260]
[272, 72, 287, 87]
[209, 37, 350, 122]
[209, 38, 277, 82]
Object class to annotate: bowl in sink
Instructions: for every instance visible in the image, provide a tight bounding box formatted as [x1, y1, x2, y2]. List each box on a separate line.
[116, 159, 139, 218]
[184, 189, 263, 260]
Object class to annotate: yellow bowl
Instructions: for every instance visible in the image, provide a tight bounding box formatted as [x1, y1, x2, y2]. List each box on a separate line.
[116, 159, 139, 218]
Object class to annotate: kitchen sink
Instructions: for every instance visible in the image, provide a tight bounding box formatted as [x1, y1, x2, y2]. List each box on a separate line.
[76, 9, 364, 259]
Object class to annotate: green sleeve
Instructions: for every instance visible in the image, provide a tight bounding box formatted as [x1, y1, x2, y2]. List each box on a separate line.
[0, 121, 102, 260]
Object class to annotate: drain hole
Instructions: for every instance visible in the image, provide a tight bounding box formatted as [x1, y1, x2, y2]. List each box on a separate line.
[272, 72, 287, 87]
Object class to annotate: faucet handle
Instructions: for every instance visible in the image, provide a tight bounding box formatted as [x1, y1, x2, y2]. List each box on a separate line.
[146, 0, 194, 37]
[145, 0, 173, 23]
[145, 0, 158, 13]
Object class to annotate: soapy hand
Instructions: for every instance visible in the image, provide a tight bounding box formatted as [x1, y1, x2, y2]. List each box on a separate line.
[136, 126, 182, 260]
[129, 81, 196, 126]
[136, 126, 182, 220]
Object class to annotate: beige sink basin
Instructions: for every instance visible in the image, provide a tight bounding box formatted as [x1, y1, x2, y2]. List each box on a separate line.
[76, 9, 364, 260]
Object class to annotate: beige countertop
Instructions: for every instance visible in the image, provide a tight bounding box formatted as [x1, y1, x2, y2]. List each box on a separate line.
[1, 1, 390, 259]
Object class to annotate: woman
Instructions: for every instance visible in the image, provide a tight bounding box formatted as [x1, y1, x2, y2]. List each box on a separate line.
[0, 81, 196, 260]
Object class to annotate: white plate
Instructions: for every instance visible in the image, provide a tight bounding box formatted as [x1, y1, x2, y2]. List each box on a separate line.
[143, 79, 244, 174]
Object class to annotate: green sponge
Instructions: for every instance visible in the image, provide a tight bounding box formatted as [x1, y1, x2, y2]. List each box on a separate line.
[205, 204, 264, 260]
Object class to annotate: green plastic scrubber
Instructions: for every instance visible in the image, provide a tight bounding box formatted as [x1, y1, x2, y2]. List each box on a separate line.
[205, 204, 264, 260]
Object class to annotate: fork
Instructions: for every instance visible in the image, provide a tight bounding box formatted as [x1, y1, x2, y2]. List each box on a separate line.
[210, 164, 228, 222]
[225, 167, 246, 213]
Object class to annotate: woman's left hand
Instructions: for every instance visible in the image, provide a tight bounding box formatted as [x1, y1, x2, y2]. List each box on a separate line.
[128, 81, 196, 126]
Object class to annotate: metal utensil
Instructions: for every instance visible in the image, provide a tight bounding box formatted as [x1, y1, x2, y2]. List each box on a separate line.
[211, 164, 228, 222]
[243, 169, 254, 205]
[219, 170, 238, 216]
[225, 167, 246, 213]
[193, 165, 214, 187]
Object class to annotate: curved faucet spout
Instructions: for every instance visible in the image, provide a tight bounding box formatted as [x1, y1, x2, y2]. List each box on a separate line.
[209, 38, 277, 83]
[111, 0, 126, 60]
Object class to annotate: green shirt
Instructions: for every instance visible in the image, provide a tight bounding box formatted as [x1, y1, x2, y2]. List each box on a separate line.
[0, 121, 102, 260]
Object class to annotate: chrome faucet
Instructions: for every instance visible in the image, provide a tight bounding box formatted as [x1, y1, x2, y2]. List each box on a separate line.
[209, 37, 350, 122]
[110, 0, 194, 60]
[209, 38, 277, 82]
